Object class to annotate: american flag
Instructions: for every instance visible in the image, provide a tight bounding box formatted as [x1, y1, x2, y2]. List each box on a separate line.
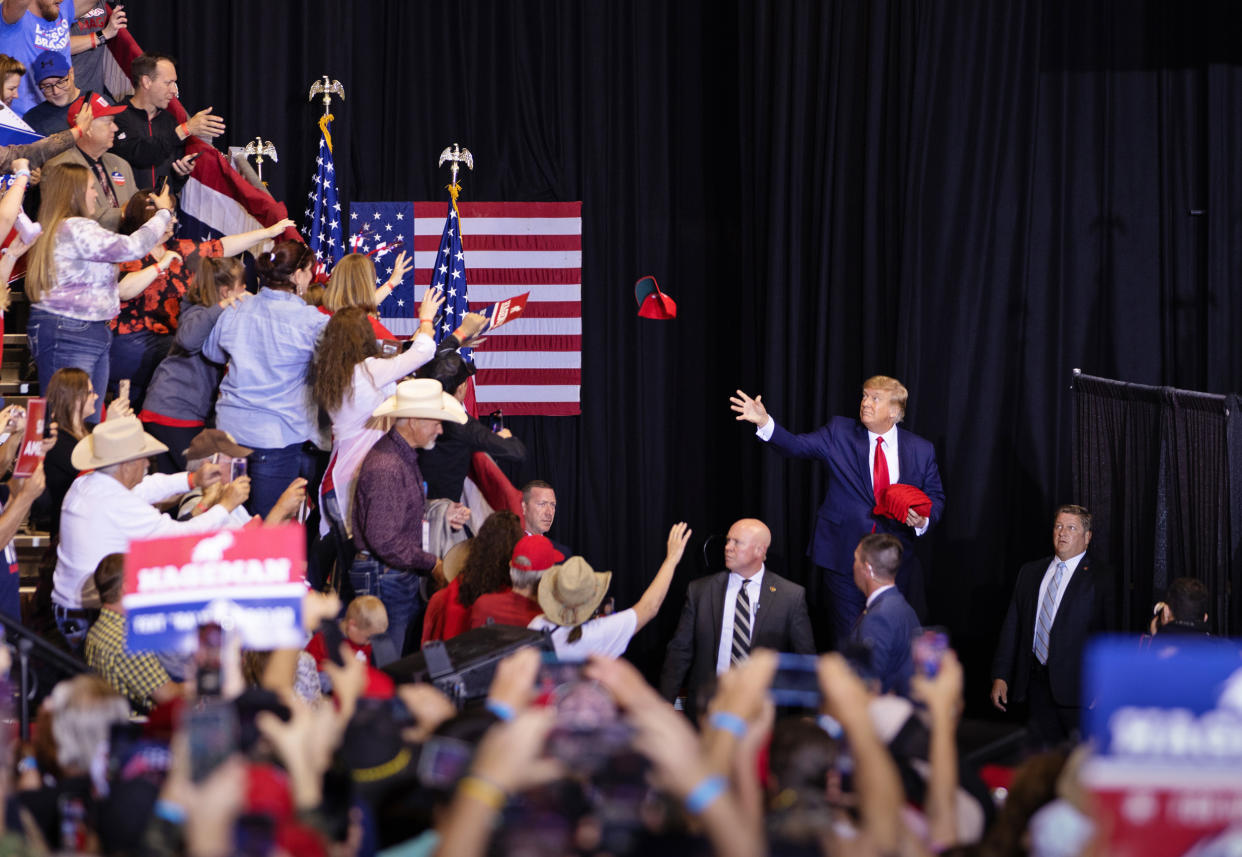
[350, 200, 582, 416]
[302, 122, 344, 275]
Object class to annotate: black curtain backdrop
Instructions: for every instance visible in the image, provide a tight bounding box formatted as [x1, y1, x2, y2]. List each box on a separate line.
[1072, 374, 1237, 635]
[123, 1, 1242, 709]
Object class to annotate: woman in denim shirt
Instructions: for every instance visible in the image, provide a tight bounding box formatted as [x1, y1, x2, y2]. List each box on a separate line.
[202, 240, 328, 517]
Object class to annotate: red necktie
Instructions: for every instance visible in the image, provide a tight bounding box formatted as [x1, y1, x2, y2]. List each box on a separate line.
[873, 436, 890, 505]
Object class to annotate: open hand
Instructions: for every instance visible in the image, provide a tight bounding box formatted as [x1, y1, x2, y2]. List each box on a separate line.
[729, 389, 769, 425]
[665, 521, 692, 563]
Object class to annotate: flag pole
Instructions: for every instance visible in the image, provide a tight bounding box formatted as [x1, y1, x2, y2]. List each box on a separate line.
[437, 143, 474, 215]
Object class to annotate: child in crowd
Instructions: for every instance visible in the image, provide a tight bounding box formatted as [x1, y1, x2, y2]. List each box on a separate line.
[304, 594, 388, 670]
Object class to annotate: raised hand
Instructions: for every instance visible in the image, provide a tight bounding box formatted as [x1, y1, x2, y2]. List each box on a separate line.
[666, 521, 692, 563]
[729, 389, 769, 425]
[186, 107, 226, 139]
[388, 250, 412, 285]
[418, 286, 445, 322]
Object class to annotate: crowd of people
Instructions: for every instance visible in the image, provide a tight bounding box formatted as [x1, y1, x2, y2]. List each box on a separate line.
[0, 3, 1220, 856]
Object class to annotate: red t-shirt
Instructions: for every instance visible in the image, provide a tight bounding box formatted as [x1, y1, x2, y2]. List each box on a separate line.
[422, 577, 471, 645]
[316, 305, 396, 339]
[468, 589, 541, 630]
[305, 630, 372, 670]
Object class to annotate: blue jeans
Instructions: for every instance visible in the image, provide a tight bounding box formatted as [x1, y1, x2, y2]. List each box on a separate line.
[348, 556, 423, 665]
[109, 329, 172, 411]
[246, 442, 317, 519]
[27, 308, 110, 423]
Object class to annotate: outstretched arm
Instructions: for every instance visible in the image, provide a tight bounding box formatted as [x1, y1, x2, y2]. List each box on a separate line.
[631, 522, 692, 630]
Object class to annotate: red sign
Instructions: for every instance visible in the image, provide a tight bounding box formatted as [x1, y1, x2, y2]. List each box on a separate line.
[123, 523, 307, 652]
[13, 398, 45, 478]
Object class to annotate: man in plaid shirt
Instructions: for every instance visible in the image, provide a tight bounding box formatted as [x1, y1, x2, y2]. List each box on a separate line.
[84, 553, 183, 713]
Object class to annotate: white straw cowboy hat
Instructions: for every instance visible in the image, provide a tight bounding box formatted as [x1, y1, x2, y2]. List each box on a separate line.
[372, 379, 468, 423]
[537, 556, 613, 627]
[71, 417, 168, 470]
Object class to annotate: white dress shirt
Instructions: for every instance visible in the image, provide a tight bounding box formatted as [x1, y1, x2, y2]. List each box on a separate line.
[865, 583, 896, 609]
[1031, 550, 1086, 650]
[717, 565, 765, 675]
[54, 471, 251, 608]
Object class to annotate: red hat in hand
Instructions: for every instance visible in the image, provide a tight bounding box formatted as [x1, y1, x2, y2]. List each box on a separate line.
[67, 90, 126, 124]
[874, 483, 933, 522]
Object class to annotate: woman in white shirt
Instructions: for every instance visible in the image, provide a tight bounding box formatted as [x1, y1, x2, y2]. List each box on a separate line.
[310, 299, 441, 544]
[530, 523, 691, 660]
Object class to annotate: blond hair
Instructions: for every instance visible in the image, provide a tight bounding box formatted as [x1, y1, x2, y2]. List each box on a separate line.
[26, 163, 92, 303]
[324, 253, 379, 314]
[345, 595, 389, 634]
[862, 375, 908, 422]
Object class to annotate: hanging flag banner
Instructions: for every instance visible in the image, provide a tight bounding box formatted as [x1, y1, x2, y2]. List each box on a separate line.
[1081, 635, 1242, 857]
[123, 524, 307, 653]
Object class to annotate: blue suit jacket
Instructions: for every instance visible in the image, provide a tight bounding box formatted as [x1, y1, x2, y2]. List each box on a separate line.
[849, 586, 921, 695]
[767, 416, 945, 575]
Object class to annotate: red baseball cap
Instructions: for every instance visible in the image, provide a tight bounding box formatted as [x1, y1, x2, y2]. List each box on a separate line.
[874, 483, 933, 522]
[511, 534, 564, 572]
[67, 90, 126, 124]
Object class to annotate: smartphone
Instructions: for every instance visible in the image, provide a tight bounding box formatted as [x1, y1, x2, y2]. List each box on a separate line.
[107, 721, 144, 782]
[536, 656, 632, 773]
[195, 622, 223, 698]
[912, 627, 949, 678]
[487, 409, 504, 433]
[117, 378, 130, 403]
[230, 458, 247, 481]
[234, 812, 275, 857]
[186, 701, 237, 783]
[769, 652, 821, 708]
[416, 736, 474, 788]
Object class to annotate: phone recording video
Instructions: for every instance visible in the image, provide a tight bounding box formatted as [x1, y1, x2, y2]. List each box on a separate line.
[535, 657, 634, 774]
[912, 627, 949, 678]
[231, 457, 247, 481]
[186, 701, 237, 783]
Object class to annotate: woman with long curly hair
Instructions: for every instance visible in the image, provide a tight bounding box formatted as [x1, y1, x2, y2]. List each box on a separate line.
[309, 293, 441, 551]
[422, 510, 523, 644]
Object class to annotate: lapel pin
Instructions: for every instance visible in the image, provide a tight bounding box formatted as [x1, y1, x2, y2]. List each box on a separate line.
[769, 585, 776, 592]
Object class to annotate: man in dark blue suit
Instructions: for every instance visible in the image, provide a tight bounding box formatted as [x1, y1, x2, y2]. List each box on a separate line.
[731, 376, 945, 645]
[849, 533, 920, 695]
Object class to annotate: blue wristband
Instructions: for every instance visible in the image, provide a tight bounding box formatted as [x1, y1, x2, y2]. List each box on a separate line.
[709, 710, 747, 738]
[13, 169, 29, 178]
[154, 799, 186, 825]
[485, 699, 515, 722]
[684, 775, 727, 815]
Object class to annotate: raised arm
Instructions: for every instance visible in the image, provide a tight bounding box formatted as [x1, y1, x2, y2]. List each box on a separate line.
[217, 218, 294, 257]
[631, 522, 692, 630]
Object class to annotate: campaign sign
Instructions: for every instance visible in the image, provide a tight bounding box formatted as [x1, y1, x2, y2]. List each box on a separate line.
[478, 291, 529, 332]
[123, 524, 307, 654]
[1081, 635, 1242, 857]
[12, 398, 45, 478]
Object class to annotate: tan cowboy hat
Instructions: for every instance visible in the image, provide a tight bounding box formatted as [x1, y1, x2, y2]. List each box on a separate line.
[371, 379, 468, 423]
[537, 556, 612, 627]
[71, 417, 168, 470]
[442, 539, 471, 583]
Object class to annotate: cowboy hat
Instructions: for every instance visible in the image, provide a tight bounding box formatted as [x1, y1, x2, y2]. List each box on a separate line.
[537, 556, 612, 628]
[71, 417, 168, 470]
[182, 428, 253, 461]
[371, 379, 468, 423]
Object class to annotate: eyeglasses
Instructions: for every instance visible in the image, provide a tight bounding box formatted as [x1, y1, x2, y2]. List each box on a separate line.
[38, 76, 71, 94]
